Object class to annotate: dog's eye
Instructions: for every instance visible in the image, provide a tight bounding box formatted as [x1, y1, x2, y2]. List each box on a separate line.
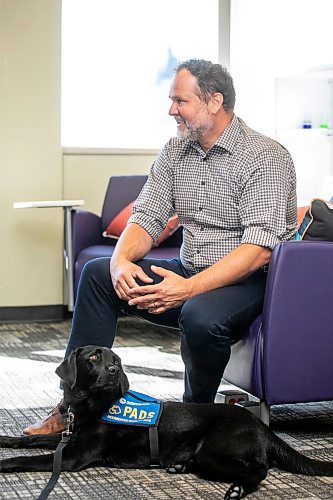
[114, 359, 119, 366]
[89, 354, 98, 361]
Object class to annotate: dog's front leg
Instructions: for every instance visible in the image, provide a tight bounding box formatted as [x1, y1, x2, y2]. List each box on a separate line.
[0, 448, 87, 473]
[0, 434, 61, 450]
[0, 453, 56, 473]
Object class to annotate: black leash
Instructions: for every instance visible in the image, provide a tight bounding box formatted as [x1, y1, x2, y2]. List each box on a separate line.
[36, 408, 74, 500]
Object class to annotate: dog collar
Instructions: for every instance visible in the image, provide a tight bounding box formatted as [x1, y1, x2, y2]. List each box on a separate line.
[100, 390, 162, 427]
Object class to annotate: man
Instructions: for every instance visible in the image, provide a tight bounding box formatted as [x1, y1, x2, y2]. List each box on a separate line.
[24, 59, 297, 435]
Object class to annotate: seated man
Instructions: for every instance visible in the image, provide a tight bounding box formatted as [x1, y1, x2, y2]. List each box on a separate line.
[24, 59, 297, 435]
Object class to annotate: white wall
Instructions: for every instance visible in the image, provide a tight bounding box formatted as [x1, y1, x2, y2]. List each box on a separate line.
[63, 153, 155, 215]
[0, 0, 63, 308]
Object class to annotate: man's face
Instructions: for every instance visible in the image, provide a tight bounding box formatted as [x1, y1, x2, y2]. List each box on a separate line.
[169, 69, 214, 141]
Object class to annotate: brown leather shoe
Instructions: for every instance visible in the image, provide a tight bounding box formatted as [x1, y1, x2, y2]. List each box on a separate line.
[22, 403, 67, 435]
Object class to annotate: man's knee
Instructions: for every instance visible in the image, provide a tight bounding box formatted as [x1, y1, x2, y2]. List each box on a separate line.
[80, 258, 111, 288]
[179, 298, 231, 350]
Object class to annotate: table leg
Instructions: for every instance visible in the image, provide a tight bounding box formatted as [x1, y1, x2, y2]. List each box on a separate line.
[64, 207, 75, 312]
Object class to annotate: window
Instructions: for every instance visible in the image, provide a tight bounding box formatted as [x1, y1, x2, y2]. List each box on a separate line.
[61, 0, 219, 149]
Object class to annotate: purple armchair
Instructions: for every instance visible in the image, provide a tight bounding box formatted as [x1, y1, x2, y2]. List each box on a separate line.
[224, 240, 333, 424]
[70, 175, 182, 306]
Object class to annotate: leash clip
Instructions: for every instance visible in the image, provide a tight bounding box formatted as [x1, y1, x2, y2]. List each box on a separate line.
[62, 406, 74, 438]
[61, 429, 72, 440]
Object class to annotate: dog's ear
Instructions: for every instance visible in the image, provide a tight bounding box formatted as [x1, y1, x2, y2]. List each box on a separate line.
[120, 369, 129, 395]
[55, 348, 82, 389]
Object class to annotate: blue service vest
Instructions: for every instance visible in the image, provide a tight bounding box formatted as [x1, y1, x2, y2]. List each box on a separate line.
[101, 390, 162, 427]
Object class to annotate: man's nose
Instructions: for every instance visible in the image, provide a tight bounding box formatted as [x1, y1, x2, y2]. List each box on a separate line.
[169, 101, 178, 116]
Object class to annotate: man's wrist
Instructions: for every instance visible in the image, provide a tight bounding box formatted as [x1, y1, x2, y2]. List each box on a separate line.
[110, 256, 129, 276]
[186, 275, 202, 299]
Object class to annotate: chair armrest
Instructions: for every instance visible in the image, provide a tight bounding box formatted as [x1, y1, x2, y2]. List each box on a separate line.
[72, 210, 104, 260]
[262, 240, 333, 405]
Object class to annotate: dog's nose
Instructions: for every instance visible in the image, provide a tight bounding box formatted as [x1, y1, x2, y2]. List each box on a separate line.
[106, 364, 119, 375]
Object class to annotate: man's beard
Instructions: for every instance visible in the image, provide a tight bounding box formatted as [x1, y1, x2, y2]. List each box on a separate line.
[177, 112, 214, 141]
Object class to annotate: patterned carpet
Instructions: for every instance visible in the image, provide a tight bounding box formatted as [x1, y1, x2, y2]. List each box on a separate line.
[0, 317, 333, 499]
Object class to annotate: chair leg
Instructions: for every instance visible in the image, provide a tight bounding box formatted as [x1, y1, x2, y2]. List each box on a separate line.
[260, 401, 270, 426]
[233, 400, 270, 426]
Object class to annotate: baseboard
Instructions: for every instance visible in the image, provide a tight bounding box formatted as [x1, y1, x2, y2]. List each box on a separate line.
[0, 305, 70, 323]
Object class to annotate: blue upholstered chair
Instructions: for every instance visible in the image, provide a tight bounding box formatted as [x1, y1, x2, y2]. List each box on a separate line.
[224, 240, 333, 424]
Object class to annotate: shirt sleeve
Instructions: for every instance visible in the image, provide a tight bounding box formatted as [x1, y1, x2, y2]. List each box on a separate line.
[128, 142, 176, 242]
[239, 147, 297, 249]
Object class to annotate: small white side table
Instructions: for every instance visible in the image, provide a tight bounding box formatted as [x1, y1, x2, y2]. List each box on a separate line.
[13, 200, 85, 312]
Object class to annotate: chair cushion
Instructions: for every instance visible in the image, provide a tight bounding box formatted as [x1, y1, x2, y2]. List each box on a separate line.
[103, 202, 180, 247]
[103, 201, 135, 239]
[295, 198, 333, 241]
[297, 206, 309, 226]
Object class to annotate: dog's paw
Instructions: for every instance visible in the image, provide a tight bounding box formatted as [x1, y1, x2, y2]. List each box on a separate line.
[224, 484, 245, 500]
[166, 463, 189, 474]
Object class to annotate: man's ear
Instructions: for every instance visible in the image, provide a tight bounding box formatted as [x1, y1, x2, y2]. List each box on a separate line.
[209, 92, 224, 114]
[55, 348, 82, 389]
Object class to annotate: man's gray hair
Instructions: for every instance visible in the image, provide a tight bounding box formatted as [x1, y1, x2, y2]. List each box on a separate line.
[176, 59, 236, 112]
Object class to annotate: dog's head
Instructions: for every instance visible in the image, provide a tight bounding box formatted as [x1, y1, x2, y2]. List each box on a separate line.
[56, 345, 129, 400]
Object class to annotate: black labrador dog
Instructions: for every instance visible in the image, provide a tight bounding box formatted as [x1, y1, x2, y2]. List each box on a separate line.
[1, 345, 333, 499]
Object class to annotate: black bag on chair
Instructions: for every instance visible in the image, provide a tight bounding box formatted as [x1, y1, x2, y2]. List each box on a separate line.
[295, 198, 333, 241]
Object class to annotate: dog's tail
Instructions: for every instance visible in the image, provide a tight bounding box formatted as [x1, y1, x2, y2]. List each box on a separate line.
[269, 432, 333, 476]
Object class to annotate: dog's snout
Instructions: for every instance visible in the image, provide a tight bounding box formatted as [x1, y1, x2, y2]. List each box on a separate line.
[106, 364, 119, 375]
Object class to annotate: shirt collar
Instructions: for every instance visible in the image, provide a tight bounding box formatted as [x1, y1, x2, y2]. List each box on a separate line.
[212, 114, 240, 154]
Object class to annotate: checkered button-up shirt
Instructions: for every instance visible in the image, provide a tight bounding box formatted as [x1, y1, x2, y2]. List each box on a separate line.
[129, 115, 297, 274]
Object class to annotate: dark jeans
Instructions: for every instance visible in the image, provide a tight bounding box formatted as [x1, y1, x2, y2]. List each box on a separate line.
[66, 257, 267, 403]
